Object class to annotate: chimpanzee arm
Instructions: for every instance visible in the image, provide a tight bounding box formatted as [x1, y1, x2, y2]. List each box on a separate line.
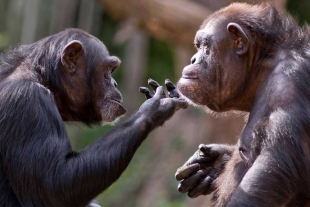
[1, 81, 187, 207]
[226, 109, 309, 207]
[226, 150, 290, 207]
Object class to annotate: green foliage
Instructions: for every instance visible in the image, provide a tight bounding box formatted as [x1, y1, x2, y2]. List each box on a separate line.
[147, 38, 176, 83]
[0, 32, 9, 50]
[98, 12, 126, 87]
[96, 139, 151, 206]
[154, 192, 187, 207]
[287, 0, 310, 24]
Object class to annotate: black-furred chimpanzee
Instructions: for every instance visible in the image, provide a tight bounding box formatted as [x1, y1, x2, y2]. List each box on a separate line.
[0, 28, 187, 207]
[175, 2, 310, 206]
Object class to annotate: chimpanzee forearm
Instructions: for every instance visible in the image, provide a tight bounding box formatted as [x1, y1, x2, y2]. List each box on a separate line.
[225, 150, 297, 207]
[68, 112, 154, 202]
[1, 82, 185, 207]
[55, 97, 182, 206]
[0, 27, 188, 207]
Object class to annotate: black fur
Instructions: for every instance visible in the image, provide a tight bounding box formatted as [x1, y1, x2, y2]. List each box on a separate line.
[176, 3, 310, 206]
[0, 28, 186, 206]
[215, 4, 310, 206]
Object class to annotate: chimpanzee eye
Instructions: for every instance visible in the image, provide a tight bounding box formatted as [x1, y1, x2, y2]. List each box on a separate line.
[110, 66, 117, 73]
[204, 45, 210, 55]
[104, 72, 110, 80]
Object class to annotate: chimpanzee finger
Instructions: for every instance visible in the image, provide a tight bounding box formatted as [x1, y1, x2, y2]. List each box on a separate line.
[172, 98, 188, 110]
[198, 144, 223, 158]
[165, 79, 176, 91]
[177, 170, 205, 193]
[153, 86, 164, 100]
[148, 78, 166, 98]
[175, 163, 200, 181]
[203, 179, 216, 195]
[139, 87, 154, 99]
[183, 151, 216, 167]
[187, 176, 214, 198]
[148, 78, 160, 91]
[165, 79, 180, 98]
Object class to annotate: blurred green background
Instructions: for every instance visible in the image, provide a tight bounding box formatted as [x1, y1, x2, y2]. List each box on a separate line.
[0, 0, 308, 206]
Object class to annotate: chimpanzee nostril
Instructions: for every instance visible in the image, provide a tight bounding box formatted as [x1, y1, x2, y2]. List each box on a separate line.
[191, 57, 196, 64]
[111, 78, 118, 87]
[190, 51, 202, 65]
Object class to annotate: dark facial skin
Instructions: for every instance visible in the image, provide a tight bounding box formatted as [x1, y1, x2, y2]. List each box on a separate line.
[86, 41, 126, 123]
[177, 17, 272, 113]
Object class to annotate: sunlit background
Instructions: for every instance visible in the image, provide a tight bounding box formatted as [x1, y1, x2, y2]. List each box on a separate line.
[0, 0, 308, 206]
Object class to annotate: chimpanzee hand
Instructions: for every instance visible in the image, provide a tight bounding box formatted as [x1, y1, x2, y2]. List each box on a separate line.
[175, 144, 234, 198]
[138, 79, 188, 127]
[139, 79, 181, 99]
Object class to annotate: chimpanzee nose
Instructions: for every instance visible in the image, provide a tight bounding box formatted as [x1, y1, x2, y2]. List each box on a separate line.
[190, 50, 203, 65]
[111, 78, 118, 87]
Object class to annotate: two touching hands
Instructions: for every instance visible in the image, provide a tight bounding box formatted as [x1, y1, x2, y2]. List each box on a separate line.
[138, 79, 188, 126]
[139, 79, 230, 198]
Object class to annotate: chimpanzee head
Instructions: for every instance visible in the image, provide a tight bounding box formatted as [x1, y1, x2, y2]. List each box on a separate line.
[32, 28, 127, 124]
[177, 3, 275, 112]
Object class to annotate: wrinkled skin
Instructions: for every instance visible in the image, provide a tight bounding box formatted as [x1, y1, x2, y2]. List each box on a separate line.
[175, 2, 310, 207]
[175, 144, 235, 198]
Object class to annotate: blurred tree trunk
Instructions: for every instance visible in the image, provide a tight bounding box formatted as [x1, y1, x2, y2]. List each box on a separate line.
[36, 0, 52, 40]
[122, 31, 149, 114]
[77, 0, 103, 35]
[78, 0, 96, 33]
[6, 0, 24, 45]
[0, 0, 8, 32]
[20, 0, 39, 44]
[49, 0, 79, 34]
[96, 0, 212, 49]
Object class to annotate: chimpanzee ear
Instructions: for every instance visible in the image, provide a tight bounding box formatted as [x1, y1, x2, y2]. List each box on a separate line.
[227, 23, 249, 55]
[61, 40, 84, 73]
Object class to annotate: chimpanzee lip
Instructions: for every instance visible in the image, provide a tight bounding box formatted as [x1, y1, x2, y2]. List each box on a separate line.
[111, 98, 122, 104]
[182, 75, 198, 80]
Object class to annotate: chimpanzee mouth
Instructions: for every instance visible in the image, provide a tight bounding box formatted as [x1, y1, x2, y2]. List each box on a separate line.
[111, 99, 121, 104]
[181, 75, 198, 80]
[111, 98, 122, 104]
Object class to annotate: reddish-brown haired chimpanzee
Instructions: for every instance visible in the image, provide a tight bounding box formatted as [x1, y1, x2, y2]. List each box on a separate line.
[0, 28, 187, 207]
[175, 2, 310, 206]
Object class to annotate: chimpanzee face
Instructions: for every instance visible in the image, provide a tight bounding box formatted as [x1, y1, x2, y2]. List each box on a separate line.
[178, 18, 251, 112]
[90, 42, 126, 124]
[59, 38, 126, 124]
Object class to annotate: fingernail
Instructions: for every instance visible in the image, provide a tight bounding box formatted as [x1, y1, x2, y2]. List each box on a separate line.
[198, 144, 206, 151]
